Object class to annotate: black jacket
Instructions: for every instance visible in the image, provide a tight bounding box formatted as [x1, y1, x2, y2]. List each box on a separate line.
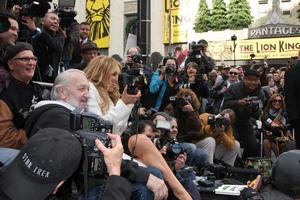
[222, 81, 266, 124]
[1, 78, 45, 129]
[0, 175, 132, 200]
[284, 63, 300, 124]
[32, 30, 65, 82]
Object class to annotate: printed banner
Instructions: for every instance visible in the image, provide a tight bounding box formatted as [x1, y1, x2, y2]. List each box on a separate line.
[163, 0, 198, 44]
[207, 37, 300, 60]
[86, 0, 110, 48]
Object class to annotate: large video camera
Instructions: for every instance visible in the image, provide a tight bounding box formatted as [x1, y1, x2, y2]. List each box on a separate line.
[55, 0, 77, 29]
[154, 120, 185, 161]
[18, 0, 51, 17]
[207, 114, 229, 128]
[187, 40, 213, 74]
[70, 111, 112, 177]
[126, 68, 146, 95]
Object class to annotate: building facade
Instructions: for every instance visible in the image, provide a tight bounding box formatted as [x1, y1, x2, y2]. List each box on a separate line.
[73, 0, 300, 64]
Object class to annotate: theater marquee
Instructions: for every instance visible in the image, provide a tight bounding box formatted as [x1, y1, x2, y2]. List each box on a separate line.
[249, 24, 300, 39]
[207, 37, 300, 61]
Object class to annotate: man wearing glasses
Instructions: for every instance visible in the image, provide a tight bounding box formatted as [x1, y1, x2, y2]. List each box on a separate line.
[226, 67, 240, 87]
[0, 42, 46, 150]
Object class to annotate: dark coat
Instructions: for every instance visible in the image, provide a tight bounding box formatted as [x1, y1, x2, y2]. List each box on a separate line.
[222, 81, 266, 124]
[32, 30, 65, 82]
[284, 63, 300, 124]
[0, 175, 132, 200]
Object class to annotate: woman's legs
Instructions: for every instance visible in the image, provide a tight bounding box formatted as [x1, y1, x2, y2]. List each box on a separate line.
[128, 134, 192, 200]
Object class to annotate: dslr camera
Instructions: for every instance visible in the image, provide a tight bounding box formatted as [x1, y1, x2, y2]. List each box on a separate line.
[245, 96, 261, 113]
[126, 68, 146, 95]
[141, 108, 158, 120]
[154, 120, 185, 161]
[130, 53, 143, 64]
[207, 114, 229, 128]
[165, 64, 176, 75]
[70, 111, 112, 177]
[170, 95, 192, 109]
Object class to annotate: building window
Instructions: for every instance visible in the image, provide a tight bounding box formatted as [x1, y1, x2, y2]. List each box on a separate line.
[281, 0, 291, 2]
[282, 10, 291, 15]
[259, 0, 268, 4]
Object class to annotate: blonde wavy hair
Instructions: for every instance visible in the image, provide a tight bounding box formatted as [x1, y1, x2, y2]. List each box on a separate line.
[84, 55, 121, 114]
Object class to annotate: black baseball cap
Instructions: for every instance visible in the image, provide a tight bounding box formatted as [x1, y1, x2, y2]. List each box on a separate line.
[0, 128, 82, 200]
[272, 150, 300, 198]
[244, 69, 260, 77]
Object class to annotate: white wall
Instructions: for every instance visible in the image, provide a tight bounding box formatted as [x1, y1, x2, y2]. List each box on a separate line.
[109, 0, 125, 56]
[151, 0, 164, 54]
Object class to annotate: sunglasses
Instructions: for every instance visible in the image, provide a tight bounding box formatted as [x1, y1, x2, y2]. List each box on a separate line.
[272, 99, 282, 103]
[229, 72, 238, 75]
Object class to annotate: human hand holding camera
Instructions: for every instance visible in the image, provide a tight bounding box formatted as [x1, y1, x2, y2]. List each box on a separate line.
[174, 153, 187, 171]
[212, 125, 225, 139]
[220, 86, 227, 94]
[238, 98, 249, 106]
[121, 85, 141, 105]
[181, 101, 194, 112]
[95, 133, 123, 176]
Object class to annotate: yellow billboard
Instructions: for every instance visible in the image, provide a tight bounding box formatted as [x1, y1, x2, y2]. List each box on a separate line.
[207, 37, 300, 60]
[86, 0, 110, 48]
[163, 0, 197, 44]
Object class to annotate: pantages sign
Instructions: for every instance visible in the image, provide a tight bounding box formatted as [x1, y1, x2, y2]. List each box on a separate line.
[249, 24, 300, 39]
[248, 0, 300, 39]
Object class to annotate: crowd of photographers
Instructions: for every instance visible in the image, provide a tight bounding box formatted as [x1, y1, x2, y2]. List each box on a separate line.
[0, 2, 300, 199]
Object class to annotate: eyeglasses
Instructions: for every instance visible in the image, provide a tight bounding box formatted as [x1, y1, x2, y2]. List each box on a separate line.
[13, 57, 38, 62]
[229, 72, 238, 75]
[272, 99, 282, 103]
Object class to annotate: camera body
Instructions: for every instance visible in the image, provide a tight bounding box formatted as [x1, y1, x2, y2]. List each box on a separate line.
[188, 43, 205, 72]
[170, 95, 192, 109]
[245, 96, 261, 113]
[207, 114, 229, 128]
[165, 64, 176, 75]
[56, 7, 77, 29]
[131, 54, 143, 64]
[126, 68, 145, 95]
[70, 111, 112, 177]
[154, 120, 185, 161]
[142, 108, 158, 120]
[156, 137, 185, 161]
[165, 139, 185, 161]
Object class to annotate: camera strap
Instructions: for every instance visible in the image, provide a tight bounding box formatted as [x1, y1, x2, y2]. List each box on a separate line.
[82, 140, 89, 200]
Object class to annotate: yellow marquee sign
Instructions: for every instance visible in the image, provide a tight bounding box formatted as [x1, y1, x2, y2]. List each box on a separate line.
[207, 37, 300, 60]
[163, 0, 197, 44]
